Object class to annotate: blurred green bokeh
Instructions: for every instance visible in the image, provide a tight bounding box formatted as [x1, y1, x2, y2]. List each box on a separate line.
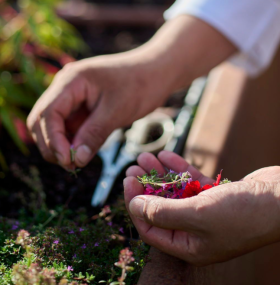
[0, 0, 87, 169]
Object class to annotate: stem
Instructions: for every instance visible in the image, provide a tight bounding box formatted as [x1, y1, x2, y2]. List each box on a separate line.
[41, 212, 57, 228]
[137, 176, 185, 187]
[120, 267, 126, 285]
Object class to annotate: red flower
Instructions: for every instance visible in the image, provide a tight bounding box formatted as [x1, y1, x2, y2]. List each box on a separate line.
[201, 184, 213, 191]
[182, 170, 223, 198]
[213, 170, 223, 186]
[182, 181, 202, 198]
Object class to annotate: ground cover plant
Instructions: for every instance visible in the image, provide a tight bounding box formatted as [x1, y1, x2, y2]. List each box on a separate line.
[0, 162, 149, 285]
[0, 198, 149, 285]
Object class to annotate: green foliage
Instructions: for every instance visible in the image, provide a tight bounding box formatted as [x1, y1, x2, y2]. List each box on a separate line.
[220, 178, 231, 184]
[0, 215, 149, 284]
[138, 168, 191, 187]
[0, 0, 87, 169]
[138, 168, 162, 185]
[0, 166, 149, 285]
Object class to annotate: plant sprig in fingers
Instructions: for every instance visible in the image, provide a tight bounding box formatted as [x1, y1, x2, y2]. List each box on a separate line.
[68, 146, 81, 178]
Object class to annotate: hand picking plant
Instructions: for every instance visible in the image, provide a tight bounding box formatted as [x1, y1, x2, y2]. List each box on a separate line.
[0, 0, 87, 170]
[138, 169, 231, 199]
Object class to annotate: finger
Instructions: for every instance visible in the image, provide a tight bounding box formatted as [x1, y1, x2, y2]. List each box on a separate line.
[124, 177, 202, 263]
[243, 166, 280, 182]
[38, 73, 98, 168]
[124, 177, 174, 243]
[158, 151, 214, 185]
[137, 152, 166, 176]
[71, 98, 116, 167]
[129, 194, 202, 231]
[124, 176, 151, 234]
[126, 165, 146, 177]
[31, 120, 57, 164]
[40, 108, 72, 167]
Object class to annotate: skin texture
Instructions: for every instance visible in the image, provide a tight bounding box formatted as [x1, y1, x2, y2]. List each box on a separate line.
[27, 15, 236, 169]
[124, 151, 280, 266]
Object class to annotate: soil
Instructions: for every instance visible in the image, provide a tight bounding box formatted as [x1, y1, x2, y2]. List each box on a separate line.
[0, 129, 101, 218]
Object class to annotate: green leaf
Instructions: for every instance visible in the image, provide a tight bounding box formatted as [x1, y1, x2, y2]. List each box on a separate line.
[0, 108, 29, 155]
[3, 81, 36, 108]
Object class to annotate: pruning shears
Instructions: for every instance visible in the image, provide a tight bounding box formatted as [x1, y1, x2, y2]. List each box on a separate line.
[91, 112, 174, 207]
[164, 77, 207, 155]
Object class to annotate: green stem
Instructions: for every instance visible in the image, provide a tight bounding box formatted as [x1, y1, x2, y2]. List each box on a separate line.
[137, 177, 184, 187]
[41, 212, 57, 228]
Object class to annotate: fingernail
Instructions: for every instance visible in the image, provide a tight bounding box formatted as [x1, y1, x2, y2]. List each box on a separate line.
[76, 145, 92, 166]
[129, 197, 145, 220]
[55, 152, 64, 164]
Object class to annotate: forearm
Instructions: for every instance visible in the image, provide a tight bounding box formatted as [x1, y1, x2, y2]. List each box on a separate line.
[131, 15, 237, 93]
[74, 15, 237, 104]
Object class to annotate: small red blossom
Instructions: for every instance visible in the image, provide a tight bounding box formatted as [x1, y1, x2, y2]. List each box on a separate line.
[182, 181, 202, 198]
[213, 170, 223, 186]
[201, 184, 213, 191]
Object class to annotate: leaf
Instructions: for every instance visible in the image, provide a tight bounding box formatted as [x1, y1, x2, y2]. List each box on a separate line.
[3, 81, 36, 108]
[70, 147, 76, 162]
[125, 266, 134, 272]
[0, 108, 28, 155]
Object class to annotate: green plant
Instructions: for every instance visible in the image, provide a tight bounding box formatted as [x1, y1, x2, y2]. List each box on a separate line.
[0, 0, 87, 169]
[0, 209, 149, 284]
[0, 165, 149, 284]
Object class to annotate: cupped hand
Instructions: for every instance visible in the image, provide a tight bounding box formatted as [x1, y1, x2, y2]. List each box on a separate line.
[27, 53, 172, 169]
[124, 151, 280, 266]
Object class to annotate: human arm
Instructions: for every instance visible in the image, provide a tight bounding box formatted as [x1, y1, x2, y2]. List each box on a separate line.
[27, 15, 236, 168]
[124, 151, 280, 265]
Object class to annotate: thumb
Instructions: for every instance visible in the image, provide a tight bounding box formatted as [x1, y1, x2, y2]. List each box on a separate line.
[129, 195, 201, 231]
[72, 99, 115, 167]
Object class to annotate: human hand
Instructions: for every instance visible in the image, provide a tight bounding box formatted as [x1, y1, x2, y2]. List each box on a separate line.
[27, 15, 236, 169]
[124, 151, 280, 266]
[27, 53, 172, 169]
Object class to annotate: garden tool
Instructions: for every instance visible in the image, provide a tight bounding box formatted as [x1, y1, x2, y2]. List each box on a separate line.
[164, 77, 207, 155]
[91, 112, 174, 207]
